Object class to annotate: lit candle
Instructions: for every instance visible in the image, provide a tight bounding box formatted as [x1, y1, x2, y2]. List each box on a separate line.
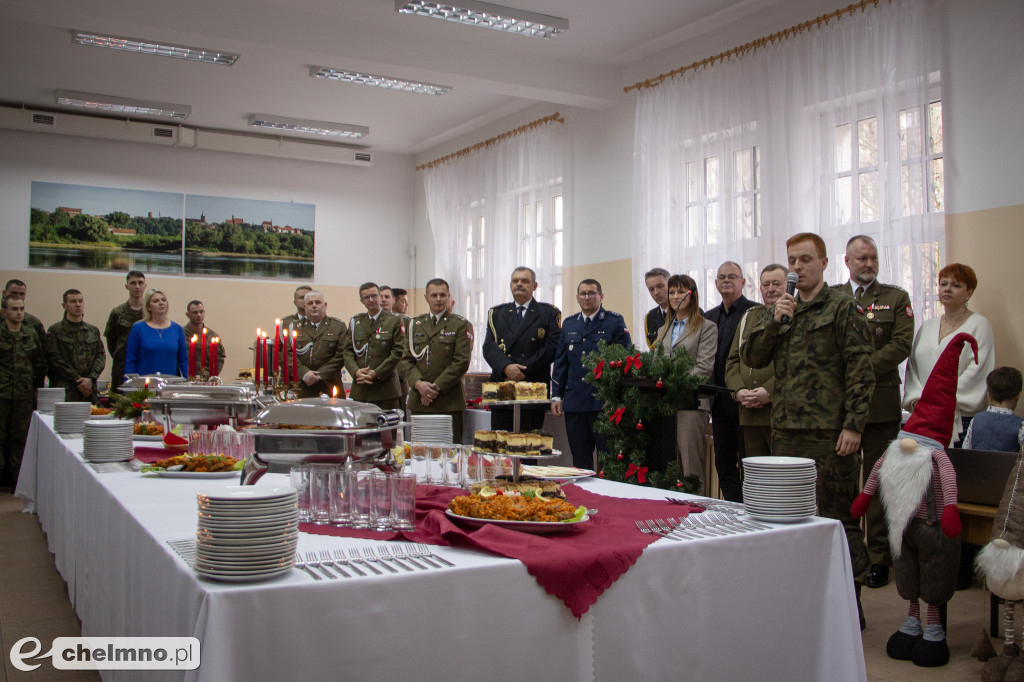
[273, 319, 281, 374]
[282, 332, 290, 384]
[255, 328, 262, 384]
[210, 338, 219, 376]
[189, 334, 198, 378]
[201, 327, 208, 370]
[292, 329, 298, 383]
[263, 333, 270, 384]
[144, 377, 150, 389]
[332, 385, 338, 398]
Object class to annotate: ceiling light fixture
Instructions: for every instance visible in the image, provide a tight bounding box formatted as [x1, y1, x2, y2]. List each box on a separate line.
[247, 114, 369, 139]
[395, 0, 568, 38]
[55, 90, 192, 119]
[72, 31, 239, 66]
[311, 67, 452, 96]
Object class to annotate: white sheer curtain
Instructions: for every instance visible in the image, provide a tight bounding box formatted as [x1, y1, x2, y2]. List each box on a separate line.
[632, 0, 946, 333]
[423, 121, 567, 371]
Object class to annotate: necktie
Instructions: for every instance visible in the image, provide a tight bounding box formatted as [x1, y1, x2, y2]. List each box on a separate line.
[517, 305, 526, 322]
[855, 286, 864, 302]
[584, 316, 591, 330]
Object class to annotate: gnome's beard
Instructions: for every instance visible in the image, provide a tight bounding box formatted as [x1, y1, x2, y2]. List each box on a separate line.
[878, 440, 934, 560]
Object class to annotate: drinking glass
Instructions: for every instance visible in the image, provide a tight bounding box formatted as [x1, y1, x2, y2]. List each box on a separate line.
[425, 443, 443, 485]
[289, 464, 311, 523]
[329, 464, 350, 526]
[390, 472, 417, 530]
[458, 445, 478, 488]
[410, 442, 428, 483]
[370, 471, 393, 530]
[309, 464, 333, 525]
[347, 469, 373, 529]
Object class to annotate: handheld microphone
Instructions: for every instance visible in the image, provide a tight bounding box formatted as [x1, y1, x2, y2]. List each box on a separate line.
[780, 272, 799, 324]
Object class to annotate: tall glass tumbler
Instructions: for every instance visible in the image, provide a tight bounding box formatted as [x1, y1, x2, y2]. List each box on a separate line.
[309, 464, 333, 525]
[329, 464, 350, 526]
[347, 469, 373, 529]
[289, 464, 311, 523]
[390, 472, 417, 530]
[370, 471, 393, 530]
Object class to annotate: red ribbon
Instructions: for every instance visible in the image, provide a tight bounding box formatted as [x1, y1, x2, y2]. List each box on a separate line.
[609, 406, 625, 424]
[625, 463, 649, 484]
[623, 353, 643, 375]
[594, 359, 605, 379]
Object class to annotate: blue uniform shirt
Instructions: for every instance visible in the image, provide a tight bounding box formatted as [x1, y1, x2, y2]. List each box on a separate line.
[551, 307, 631, 413]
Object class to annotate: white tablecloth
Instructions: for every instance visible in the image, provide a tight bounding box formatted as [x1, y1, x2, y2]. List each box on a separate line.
[17, 413, 866, 681]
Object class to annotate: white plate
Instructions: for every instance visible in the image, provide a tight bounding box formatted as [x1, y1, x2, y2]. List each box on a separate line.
[149, 470, 240, 479]
[444, 509, 589, 535]
[197, 533, 299, 547]
[746, 513, 814, 524]
[193, 565, 294, 582]
[197, 485, 296, 502]
[742, 456, 816, 467]
[133, 435, 164, 441]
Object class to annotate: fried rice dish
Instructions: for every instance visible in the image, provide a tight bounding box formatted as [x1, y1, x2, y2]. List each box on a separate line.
[449, 494, 577, 522]
[150, 454, 240, 472]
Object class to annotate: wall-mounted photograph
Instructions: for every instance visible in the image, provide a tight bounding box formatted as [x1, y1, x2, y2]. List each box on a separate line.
[29, 181, 184, 274]
[183, 194, 315, 280]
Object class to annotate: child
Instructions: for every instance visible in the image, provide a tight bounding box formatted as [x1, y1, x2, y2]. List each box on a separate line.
[963, 366, 1024, 454]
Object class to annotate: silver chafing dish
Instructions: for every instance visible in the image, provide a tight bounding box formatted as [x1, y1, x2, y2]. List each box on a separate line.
[241, 397, 404, 485]
[147, 384, 265, 426]
[118, 374, 188, 393]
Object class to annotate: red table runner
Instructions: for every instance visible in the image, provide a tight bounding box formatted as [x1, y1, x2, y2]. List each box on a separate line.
[301, 484, 702, 618]
[133, 447, 170, 463]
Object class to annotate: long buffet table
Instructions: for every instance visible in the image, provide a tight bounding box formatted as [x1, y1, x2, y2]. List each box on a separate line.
[16, 412, 866, 681]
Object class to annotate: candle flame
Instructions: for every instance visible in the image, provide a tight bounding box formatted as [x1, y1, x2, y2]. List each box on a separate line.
[257, 327, 262, 336]
[202, 327, 207, 334]
[292, 330, 297, 338]
[263, 331, 268, 339]
[332, 386, 338, 398]
[191, 334, 198, 342]
[275, 318, 281, 324]
[144, 377, 150, 387]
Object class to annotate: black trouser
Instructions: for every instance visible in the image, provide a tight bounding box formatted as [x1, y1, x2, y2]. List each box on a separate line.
[564, 411, 606, 469]
[490, 406, 546, 432]
[711, 405, 745, 502]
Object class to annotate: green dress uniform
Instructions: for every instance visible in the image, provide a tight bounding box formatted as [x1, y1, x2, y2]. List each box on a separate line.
[282, 314, 306, 335]
[294, 317, 349, 398]
[341, 311, 406, 409]
[838, 279, 914, 569]
[104, 301, 144, 391]
[400, 311, 473, 444]
[396, 313, 411, 412]
[724, 305, 776, 458]
[0, 324, 45, 487]
[742, 283, 875, 584]
[45, 317, 106, 403]
[183, 324, 227, 377]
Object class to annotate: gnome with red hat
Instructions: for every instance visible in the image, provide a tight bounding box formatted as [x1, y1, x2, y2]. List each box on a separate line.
[852, 331, 978, 667]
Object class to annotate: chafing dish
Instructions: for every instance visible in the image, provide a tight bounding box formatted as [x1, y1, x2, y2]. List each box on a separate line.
[241, 397, 405, 485]
[118, 374, 187, 393]
[147, 384, 264, 426]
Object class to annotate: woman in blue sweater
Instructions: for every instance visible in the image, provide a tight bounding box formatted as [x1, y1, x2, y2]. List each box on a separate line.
[125, 289, 188, 378]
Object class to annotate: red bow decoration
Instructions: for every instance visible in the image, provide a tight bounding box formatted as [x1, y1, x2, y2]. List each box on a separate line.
[594, 359, 605, 379]
[623, 353, 643, 375]
[625, 463, 649, 484]
[609, 407, 625, 424]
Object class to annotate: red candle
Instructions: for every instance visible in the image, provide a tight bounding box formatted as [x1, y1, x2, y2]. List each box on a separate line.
[201, 327, 208, 370]
[263, 333, 270, 383]
[273, 319, 281, 374]
[189, 334, 197, 378]
[282, 333, 289, 384]
[255, 328, 262, 384]
[292, 329, 298, 383]
[210, 338, 219, 376]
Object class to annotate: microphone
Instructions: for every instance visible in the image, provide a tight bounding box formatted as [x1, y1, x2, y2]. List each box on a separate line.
[781, 272, 799, 324]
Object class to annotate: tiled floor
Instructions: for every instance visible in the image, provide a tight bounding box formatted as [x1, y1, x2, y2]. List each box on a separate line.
[0, 490, 1004, 680]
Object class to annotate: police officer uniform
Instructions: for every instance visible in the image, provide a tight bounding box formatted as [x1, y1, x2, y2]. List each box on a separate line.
[400, 311, 473, 444]
[183, 324, 227, 377]
[104, 301, 143, 391]
[295, 316, 349, 398]
[0, 324, 45, 488]
[551, 308, 631, 468]
[644, 306, 667, 350]
[482, 299, 561, 431]
[341, 311, 406, 409]
[838, 278, 914, 583]
[46, 317, 106, 402]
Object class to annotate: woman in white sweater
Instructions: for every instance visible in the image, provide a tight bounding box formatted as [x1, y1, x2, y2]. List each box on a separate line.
[903, 263, 995, 442]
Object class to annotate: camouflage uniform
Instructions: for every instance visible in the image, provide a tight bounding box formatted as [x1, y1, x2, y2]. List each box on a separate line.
[0, 324, 46, 487]
[45, 317, 106, 403]
[838, 279, 914, 568]
[341, 311, 407, 409]
[295, 317, 349, 398]
[742, 283, 875, 583]
[104, 301, 144, 391]
[23, 312, 46, 342]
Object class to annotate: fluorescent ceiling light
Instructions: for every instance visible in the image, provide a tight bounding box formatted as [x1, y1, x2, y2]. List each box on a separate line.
[247, 114, 368, 139]
[395, 0, 568, 38]
[311, 67, 452, 96]
[73, 31, 239, 66]
[56, 90, 192, 119]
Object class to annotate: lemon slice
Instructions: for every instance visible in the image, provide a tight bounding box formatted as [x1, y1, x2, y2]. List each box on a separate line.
[479, 486, 497, 497]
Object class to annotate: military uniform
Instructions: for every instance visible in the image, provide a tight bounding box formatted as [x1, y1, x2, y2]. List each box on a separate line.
[724, 305, 776, 458]
[23, 312, 46, 342]
[282, 314, 306, 336]
[551, 308, 631, 468]
[742, 283, 875, 583]
[482, 299, 561, 431]
[183, 324, 227, 377]
[644, 306, 667, 350]
[45, 317, 106, 403]
[104, 301, 144, 391]
[341, 311, 406, 409]
[0, 324, 45, 487]
[838, 279, 914, 570]
[400, 311, 473, 444]
[295, 317, 349, 398]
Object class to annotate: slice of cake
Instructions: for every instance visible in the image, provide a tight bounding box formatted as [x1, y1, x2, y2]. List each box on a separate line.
[481, 382, 501, 402]
[493, 431, 509, 454]
[537, 432, 555, 455]
[496, 381, 516, 401]
[524, 432, 543, 456]
[474, 430, 497, 451]
[514, 382, 547, 400]
[505, 433, 528, 454]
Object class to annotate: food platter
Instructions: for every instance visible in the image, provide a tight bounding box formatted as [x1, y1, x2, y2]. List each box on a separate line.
[149, 470, 240, 479]
[445, 509, 590, 535]
[134, 435, 163, 442]
[519, 465, 596, 480]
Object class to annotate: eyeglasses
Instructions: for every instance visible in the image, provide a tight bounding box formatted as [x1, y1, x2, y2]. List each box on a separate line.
[577, 291, 600, 298]
[360, 293, 379, 301]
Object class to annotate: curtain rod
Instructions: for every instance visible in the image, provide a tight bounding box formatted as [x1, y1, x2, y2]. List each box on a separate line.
[416, 112, 564, 171]
[624, 0, 886, 94]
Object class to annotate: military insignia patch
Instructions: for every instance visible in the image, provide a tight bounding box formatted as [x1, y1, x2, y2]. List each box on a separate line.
[538, 328, 545, 339]
[905, 305, 914, 318]
[467, 330, 474, 340]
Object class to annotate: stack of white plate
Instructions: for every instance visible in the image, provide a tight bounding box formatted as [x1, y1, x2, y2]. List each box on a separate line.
[410, 415, 453, 444]
[53, 402, 95, 435]
[82, 420, 135, 462]
[194, 486, 298, 582]
[742, 456, 818, 523]
[36, 388, 67, 413]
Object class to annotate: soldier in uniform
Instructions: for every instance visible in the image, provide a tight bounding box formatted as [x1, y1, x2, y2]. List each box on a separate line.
[742, 232, 875, 627]
[341, 283, 406, 409]
[838, 235, 914, 589]
[482, 267, 561, 431]
[389, 287, 412, 411]
[0, 295, 46, 489]
[551, 279, 632, 469]
[104, 270, 146, 391]
[183, 300, 227, 376]
[643, 268, 670, 350]
[2, 279, 46, 342]
[379, 286, 395, 313]
[400, 279, 473, 444]
[392, 288, 410, 316]
[295, 290, 348, 399]
[45, 289, 106, 403]
[282, 285, 313, 335]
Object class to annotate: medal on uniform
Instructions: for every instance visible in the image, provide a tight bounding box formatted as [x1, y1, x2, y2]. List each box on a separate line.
[866, 312, 874, 320]
[569, 344, 573, 351]
[538, 328, 545, 339]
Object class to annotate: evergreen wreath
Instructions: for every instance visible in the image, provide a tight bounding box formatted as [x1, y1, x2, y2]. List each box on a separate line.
[582, 340, 704, 492]
[111, 386, 152, 420]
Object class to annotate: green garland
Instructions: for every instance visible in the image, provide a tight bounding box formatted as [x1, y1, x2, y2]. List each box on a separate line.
[110, 387, 152, 420]
[582, 341, 704, 492]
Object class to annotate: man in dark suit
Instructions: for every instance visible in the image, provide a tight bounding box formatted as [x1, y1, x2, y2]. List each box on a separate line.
[705, 261, 756, 502]
[482, 267, 561, 431]
[551, 279, 631, 468]
[643, 268, 670, 349]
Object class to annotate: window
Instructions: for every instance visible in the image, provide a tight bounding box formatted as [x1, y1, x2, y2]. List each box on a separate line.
[463, 202, 487, 324]
[519, 188, 564, 308]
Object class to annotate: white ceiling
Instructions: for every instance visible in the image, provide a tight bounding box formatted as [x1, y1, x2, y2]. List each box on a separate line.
[0, 0, 816, 154]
